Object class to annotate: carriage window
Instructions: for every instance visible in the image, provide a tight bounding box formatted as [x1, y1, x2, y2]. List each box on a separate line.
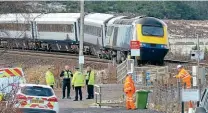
[142, 25, 164, 37]
[0, 23, 30, 31]
[37, 24, 73, 33]
[84, 25, 102, 37]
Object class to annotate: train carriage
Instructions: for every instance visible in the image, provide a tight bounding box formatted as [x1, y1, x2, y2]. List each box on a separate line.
[0, 13, 169, 65]
[0, 13, 81, 52]
[105, 16, 133, 62]
[84, 13, 114, 56]
[105, 16, 169, 64]
[135, 17, 169, 64]
[0, 14, 32, 49]
[34, 13, 80, 52]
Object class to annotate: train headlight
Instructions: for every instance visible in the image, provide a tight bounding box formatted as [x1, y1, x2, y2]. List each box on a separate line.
[162, 45, 168, 48]
[139, 43, 147, 47]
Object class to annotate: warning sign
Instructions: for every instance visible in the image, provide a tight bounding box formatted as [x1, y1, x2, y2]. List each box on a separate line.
[130, 41, 140, 49]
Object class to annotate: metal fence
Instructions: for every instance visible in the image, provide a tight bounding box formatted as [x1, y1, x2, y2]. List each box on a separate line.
[94, 84, 102, 107]
[136, 78, 207, 113]
[93, 84, 124, 107]
[117, 59, 127, 84]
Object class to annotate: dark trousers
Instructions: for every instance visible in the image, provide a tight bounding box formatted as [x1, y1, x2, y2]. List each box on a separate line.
[75, 86, 82, 100]
[87, 85, 94, 99]
[62, 80, 71, 98]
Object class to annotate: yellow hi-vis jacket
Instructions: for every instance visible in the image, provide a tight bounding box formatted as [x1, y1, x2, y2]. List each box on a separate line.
[0, 93, 3, 101]
[45, 71, 55, 86]
[72, 71, 85, 87]
[86, 70, 95, 85]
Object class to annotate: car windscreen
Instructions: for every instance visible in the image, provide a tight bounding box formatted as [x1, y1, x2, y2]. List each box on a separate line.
[21, 86, 53, 97]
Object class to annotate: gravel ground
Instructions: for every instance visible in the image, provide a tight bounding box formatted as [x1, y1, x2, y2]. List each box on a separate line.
[0, 52, 117, 85]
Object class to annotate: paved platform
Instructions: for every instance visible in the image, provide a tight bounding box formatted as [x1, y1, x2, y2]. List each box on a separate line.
[55, 89, 94, 109]
[55, 84, 164, 113]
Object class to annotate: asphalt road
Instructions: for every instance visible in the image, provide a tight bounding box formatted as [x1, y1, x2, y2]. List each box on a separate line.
[60, 108, 165, 113]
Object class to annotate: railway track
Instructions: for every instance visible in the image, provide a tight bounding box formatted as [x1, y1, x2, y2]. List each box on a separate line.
[1, 48, 208, 66]
[0, 49, 111, 64]
[164, 59, 208, 66]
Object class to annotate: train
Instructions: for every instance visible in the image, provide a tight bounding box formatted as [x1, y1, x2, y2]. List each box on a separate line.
[0, 13, 169, 65]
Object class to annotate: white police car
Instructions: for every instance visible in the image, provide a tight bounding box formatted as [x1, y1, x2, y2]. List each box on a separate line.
[15, 84, 59, 113]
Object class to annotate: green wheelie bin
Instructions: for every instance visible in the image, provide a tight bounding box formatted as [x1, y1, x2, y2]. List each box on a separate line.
[135, 90, 150, 109]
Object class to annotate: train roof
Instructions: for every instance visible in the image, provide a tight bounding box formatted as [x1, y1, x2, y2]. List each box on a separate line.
[107, 16, 127, 25]
[0, 13, 80, 24]
[113, 16, 167, 26]
[84, 13, 114, 26]
[0, 14, 28, 23]
[35, 13, 80, 24]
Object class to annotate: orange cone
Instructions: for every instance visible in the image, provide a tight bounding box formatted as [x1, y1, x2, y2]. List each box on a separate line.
[188, 101, 194, 113]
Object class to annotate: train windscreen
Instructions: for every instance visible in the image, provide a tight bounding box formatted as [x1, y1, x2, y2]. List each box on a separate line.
[142, 25, 164, 37]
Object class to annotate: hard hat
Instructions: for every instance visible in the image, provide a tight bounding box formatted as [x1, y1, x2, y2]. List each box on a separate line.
[127, 72, 133, 75]
[177, 65, 182, 69]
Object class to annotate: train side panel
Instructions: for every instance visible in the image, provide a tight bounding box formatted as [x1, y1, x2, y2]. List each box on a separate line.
[105, 25, 133, 50]
[83, 24, 103, 47]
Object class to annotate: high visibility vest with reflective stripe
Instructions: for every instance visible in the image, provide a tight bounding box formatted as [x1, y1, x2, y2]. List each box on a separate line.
[45, 71, 55, 85]
[124, 82, 132, 92]
[72, 71, 85, 87]
[88, 71, 95, 85]
[86, 72, 90, 80]
[63, 71, 72, 79]
[124, 75, 135, 93]
[177, 68, 191, 81]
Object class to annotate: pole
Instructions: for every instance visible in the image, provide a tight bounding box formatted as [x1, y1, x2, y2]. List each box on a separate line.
[197, 34, 200, 86]
[79, 0, 84, 73]
[197, 34, 200, 67]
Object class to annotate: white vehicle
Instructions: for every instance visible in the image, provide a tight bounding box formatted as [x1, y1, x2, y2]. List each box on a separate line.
[0, 67, 26, 101]
[15, 84, 59, 113]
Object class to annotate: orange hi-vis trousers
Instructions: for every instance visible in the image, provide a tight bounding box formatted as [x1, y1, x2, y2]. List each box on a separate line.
[183, 79, 191, 89]
[124, 75, 136, 110]
[126, 91, 136, 110]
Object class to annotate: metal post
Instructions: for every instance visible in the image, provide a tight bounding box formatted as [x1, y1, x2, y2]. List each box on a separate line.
[197, 34, 200, 84]
[134, 57, 137, 66]
[79, 0, 84, 73]
[99, 87, 101, 108]
[197, 34, 200, 67]
[197, 79, 201, 107]
[181, 102, 184, 113]
[177, 80, 181, 103]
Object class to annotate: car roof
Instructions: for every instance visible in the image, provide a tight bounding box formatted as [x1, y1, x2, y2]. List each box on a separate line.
[19, 84, 52, 89]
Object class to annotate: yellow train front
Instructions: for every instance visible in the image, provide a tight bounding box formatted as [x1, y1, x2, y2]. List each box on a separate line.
[136, 17, 169, 64]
